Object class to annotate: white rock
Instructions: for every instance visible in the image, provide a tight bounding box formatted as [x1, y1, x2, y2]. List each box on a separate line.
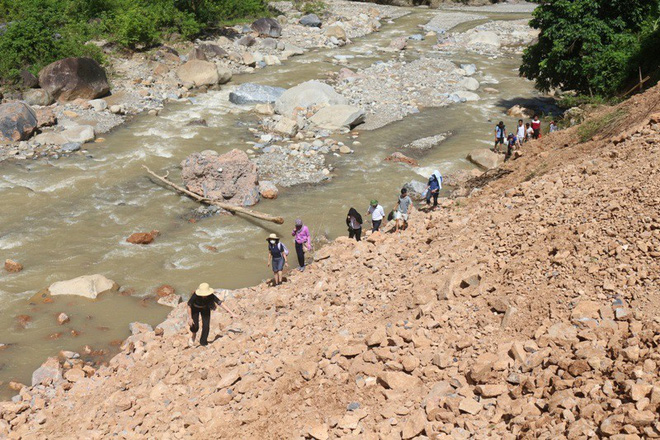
[89, 99, 107, 111]
[275, 80, 346, 118]
[61, 125, 96, 143]
[309, 105, 365, 131]
[48, 274, 117, 299]
[459, 77, 480, 91]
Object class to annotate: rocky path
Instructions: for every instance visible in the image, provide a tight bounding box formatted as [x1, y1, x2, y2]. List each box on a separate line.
[3, 85, 659, 439]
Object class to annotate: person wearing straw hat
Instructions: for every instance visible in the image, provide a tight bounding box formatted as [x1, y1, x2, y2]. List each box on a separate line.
[266, 233, 288, 286]
[187, 282, 237, 347]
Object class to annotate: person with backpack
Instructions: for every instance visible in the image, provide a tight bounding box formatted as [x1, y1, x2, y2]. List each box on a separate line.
[366, 200, 385, 233]
[346, 207, 363, 241]
[292, 219, 311, 272]
[531, 115, 541, 139]
[426, 170, 442, 210]
[494, 121, 506, 153]
[266, 233, 288, 286]
[187, 282, 237, 347]
[394, 187, 412, 233]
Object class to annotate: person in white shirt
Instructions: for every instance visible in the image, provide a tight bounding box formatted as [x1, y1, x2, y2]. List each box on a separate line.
[366, 200, 385, 232]
[516, 119, 525, 148]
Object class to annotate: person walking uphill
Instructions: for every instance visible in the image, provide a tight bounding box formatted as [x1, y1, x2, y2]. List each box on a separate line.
[394, 188, 412, 233]
[267, 233, 288, 286]
[346, 207, 363, 241]
[366, 200, 385, 233]
[188, 282, 237, 347]
[292, 219, 311, 272]
[426, 170, 442, 210]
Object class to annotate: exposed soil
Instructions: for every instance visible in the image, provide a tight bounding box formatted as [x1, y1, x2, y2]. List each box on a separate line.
[2, 83, 659, 439]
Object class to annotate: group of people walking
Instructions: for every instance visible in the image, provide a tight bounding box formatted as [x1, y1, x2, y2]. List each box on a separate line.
[494, 115, 557, 161]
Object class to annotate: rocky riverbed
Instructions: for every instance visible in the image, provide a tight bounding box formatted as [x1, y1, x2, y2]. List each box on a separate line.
[0, 0, 407, 162]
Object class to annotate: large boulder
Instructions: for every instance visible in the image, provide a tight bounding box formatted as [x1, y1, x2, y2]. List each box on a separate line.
[467, 149, 503, 170]
[229, 83, 286, 105]
[0, 102, 38, 142]
[32, 357, 63, 386]
[309, 105, 365, 131]
[300, 14, 322, 27]
[181, 149, 260, 206]
[402, 133, 448, 150]
[325, 25, 347, 41]
[176, 60, 229, 87]
[454, 91, 480, 102]
[459, 77, 480, 91]
[275, 80, 346, 118]
[48, 274, 118, 299]
[404, 180, 428, 200]
[468, 31, 501, 48]
[251, 18, 282, 38]
[38, 57, 110, 102]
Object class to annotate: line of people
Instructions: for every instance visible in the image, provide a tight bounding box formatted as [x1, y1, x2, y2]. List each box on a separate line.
[494, 116, 558, 161]
[187, 169, 445, 347]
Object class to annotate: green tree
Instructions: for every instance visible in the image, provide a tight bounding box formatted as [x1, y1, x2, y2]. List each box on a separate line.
[520, 0, 660, 96]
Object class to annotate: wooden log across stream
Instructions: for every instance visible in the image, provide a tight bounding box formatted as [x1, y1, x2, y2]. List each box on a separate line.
[143, 165, 284, 225]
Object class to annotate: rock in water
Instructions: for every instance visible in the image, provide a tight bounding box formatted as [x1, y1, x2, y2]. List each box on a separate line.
[259, 180, 279, 199]
[275, 81, 346, 118]
[300, 14, 322, 27]
[324, 25, 347, 41]
[468, 31, 501, 47]
[181, 149, 260, 206]
[459, 77, 480, 91]
[385, 152, 418, 167]
[5, 259, 23, 273]
[251, 18, 282, 38]
[467, 149, 503, 170]
[38, 57, 110, 102]
[126, 232, 156, 245]
[402, 133, 448, 150]
[48, 274, 118, 299]
[309, 105, 365, 131]
[176, 60, 225, 87]
[229, 83, 286, 105]
[0, 102, 38, 142]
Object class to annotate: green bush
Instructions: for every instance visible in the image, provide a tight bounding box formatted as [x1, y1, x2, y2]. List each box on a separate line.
[520, 0, 660, 97]
[0, 0, 103, 83]
[0, 0, 269, 84]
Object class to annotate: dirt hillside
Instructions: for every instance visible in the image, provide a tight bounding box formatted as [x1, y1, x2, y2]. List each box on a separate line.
[1, 86, 660, 439]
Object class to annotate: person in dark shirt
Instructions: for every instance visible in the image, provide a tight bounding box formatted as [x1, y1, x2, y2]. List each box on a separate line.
[187, 282, 237, 347]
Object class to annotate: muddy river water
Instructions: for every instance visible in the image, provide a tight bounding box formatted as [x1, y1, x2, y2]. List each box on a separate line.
[0, 8, 540, 396]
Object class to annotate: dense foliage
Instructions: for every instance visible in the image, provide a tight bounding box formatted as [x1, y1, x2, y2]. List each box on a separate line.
[0, 0, 268, 83]
[520, 0, 660, 97]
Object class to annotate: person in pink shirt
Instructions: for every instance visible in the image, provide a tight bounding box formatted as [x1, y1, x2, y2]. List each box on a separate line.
[292, 218, 311, 272]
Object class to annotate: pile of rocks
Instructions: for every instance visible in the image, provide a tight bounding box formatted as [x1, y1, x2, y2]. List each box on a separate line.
[3, 85, 660, 439]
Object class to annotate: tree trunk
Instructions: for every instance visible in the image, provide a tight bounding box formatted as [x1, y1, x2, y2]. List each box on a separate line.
[143, 165, 284, 225]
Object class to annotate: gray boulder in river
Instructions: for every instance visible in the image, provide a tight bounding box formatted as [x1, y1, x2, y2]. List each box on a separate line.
[229, 83, 286, 105]
[38, 57, 110, 101]
[181, 149, 260, 206]
[404, 180, 428, 200]
[309, 105, 365, 131]
[275, 80, 346, 118]
[251, 18, 282, 38]
[0, 101, 38, 142]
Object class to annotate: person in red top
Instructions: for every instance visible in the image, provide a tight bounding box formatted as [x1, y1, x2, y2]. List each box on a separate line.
[531, 115, 541, 139]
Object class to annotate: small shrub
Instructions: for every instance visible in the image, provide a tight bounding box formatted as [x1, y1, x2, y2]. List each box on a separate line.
[577, 109, 627, 143]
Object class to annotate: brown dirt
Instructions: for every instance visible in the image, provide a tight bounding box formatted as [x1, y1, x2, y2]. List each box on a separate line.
[1, 86, 660, 439]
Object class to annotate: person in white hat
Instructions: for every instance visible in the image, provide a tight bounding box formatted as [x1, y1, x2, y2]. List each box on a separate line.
[187, 282, 237, 346]
[266, 233, 288, 286]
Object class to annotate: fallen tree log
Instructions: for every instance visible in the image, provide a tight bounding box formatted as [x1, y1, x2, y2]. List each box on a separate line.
[143, 165, 284, 225]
